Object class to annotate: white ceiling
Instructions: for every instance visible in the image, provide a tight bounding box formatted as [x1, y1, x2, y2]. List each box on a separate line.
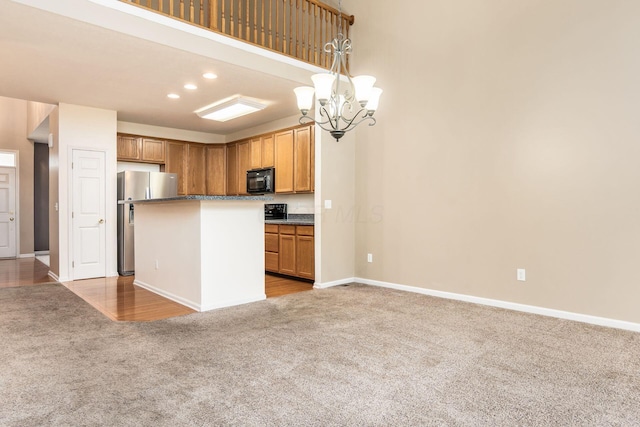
[0, 0, 318, 136]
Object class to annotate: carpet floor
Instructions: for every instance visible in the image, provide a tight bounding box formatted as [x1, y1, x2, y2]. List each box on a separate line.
[1, 283, 639, 426]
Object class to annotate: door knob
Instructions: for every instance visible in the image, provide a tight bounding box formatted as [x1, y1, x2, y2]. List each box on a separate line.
[9, 217, 14, 221]
[99, 219, 105, 224]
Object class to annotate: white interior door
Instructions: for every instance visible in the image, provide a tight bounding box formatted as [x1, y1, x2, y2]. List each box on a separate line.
[72, 149, 106, 280]
[0, 168, 17, 258]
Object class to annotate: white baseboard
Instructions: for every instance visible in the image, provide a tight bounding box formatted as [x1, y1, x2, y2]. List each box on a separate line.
[314, 277, 355, 289]
[35, 251, 50, 256]
[18, 253, 35, 258]
[356, 277, 640, 333]
[134, 279, 200, 311]
[133, 279, 266, 313]
[200, 294, 266, 312]
[48, 271, 60, 282]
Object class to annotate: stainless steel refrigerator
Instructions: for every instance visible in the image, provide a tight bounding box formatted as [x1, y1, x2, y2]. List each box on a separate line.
[117, 171, 178, 276]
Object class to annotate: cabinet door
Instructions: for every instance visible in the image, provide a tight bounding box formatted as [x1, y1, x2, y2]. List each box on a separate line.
[117, 136, 141, 161]
[296, 235, 314, 280]
[294, 125, 313, 192]
[140, 138, 166, 163]
[250, 137, 262, 169]
[165, 141, 188, 195]
[274, 130, 294, 193]
[261, 135, 274, 168]
[187, 143, 206, 195]
[206, 145, 226, 196]
[226, 143, 238, 195]
[265, 252, 279, 273]
[279, 234, 296, 276]
[237, 140, 251, 195]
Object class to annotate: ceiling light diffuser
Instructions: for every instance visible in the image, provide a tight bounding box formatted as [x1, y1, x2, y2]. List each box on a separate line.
[184, 83, 198, 90]
[167, 93, 180, 99]
[196, 97, 267, 122]
[203, 72, 218, 79]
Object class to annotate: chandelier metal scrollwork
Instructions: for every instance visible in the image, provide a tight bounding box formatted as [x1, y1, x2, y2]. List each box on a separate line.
[294, 1, 382, 142]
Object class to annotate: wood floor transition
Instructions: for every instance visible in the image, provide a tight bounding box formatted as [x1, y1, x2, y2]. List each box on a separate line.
[0, 258, 313, 321]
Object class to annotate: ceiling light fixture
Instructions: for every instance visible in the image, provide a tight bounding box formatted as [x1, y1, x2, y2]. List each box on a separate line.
[203, 72, 218, 79]
[195, 96, 267, 122]
[167, 93, 180, 99]
[184, 83, 198, 90]
[293, 0, 381, 141]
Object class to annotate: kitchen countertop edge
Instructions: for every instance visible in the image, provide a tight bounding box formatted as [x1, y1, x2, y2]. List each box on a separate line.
[123, 195, 273, 204]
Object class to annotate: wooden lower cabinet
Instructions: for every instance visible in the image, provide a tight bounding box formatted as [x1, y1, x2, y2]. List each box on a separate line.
[265, 224, 314, 280]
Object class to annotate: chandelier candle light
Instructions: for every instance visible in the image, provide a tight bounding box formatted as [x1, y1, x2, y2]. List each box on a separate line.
[294, 0, 382, 142]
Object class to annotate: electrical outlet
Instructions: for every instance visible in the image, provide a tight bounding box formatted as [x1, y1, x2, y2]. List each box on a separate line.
[367, 253, 373, 263]
[517, 269, 526, 281]
[155, 260, 159, 270]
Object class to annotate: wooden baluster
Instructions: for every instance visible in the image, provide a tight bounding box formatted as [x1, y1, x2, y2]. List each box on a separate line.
[190, 0, 195, 23]
[238, 0, 242, 39]
[230, 0, 235, 36]
[314, 4, 319, 66]
[169, 0, 174, 17]
[211, 0, 217, 30]
[159, 0, 163, 13]
[325, 10, 330, 68]
[295, 0, 299, 59]
[306, 1, 311, 62]
[179, 0, 184, 19]
[275, 0, 280, 52]
[147, 0, 151, 7]
[289, 0, 293, 55]
[268, 0, 273, 49]
[261, 0, 266, 46]
[199, 0, 204, 25]
[253, 0, 258, 43]
[246, 0, 251, 41]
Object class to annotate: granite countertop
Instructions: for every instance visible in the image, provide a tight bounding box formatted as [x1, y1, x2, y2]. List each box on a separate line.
[265, 214, 314, 226]
[265, 219, 315, 226]
[122, 195, 273, 204]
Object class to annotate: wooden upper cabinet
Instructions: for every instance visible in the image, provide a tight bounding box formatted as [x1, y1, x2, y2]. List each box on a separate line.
[250, 137, 262, 170]
[117, 136, 142, 161]
[140, 138, 166, 163]
[226, 143, 238, 196]
[274, 130, 294, 193]
[237, 140, 251, 195]
[165, 141, 188, 195]
[187, 143, 206, 195]
[206, 145, 226, 196]
[294, 125, 314, 193]
[262, 135, 274, 168]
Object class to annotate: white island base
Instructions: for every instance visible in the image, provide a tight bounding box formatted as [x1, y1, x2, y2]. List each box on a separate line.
[132, 198, 266, 312]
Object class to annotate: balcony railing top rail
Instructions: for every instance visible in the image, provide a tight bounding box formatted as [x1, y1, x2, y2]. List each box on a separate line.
[122, 0, 355, 70]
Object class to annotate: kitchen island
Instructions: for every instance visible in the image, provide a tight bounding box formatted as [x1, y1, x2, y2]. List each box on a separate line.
[131, 195, 271, 312]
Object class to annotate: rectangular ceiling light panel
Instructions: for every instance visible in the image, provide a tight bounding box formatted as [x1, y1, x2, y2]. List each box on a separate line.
[196, 97, 267, 122]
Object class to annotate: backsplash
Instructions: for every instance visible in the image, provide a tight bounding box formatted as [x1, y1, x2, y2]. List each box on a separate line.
[287, 213, 314, 222]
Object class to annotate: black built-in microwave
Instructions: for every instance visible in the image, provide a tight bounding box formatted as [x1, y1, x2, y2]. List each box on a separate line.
[247, 167, 275, 194]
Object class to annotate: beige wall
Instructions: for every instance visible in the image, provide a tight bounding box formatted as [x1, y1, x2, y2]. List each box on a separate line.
[48, 107, 60, 277]
[350, 0, 640, 323]
[0, 96, 34, 255]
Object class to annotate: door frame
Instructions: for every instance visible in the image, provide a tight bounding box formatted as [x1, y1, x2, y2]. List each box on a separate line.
[68, 147, 107, 280]
[0, 150, 20, 258]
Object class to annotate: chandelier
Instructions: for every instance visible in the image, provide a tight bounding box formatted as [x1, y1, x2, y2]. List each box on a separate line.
[293, 0, 382, 142]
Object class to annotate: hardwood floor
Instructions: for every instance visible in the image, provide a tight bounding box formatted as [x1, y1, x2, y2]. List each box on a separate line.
[265, 273, 313, 298]
[0, 257, 53, 288]
[0, 258, 313, 321]
[62, 275, 195, 322]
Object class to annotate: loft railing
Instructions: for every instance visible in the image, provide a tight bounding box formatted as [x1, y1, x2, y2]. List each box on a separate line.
[123, 0, 355, 69]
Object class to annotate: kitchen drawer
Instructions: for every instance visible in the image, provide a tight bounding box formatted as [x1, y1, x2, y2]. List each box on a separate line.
[296, 225, 314, 236]
[279, 225, 296, 235]
[265, 233, 279, 252]
[265, 252, 279, 272]
[265, 224, 279, 233]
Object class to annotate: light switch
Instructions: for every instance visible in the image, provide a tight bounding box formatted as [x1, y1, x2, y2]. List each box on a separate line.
[324, 200, 332, 209]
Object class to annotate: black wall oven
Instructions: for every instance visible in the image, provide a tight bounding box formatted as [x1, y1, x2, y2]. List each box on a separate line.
[247, 167, 275, 194]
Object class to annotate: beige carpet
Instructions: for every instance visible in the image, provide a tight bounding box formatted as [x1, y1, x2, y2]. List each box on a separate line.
[1, 283, 639, 426]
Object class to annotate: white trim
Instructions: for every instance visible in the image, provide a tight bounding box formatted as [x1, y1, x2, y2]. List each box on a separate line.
[48, 271, 60, 282]
[314, 277, 356, 289]
[134, 279, 266, 312]
[35, 250, 50, 255]
[17, 253, 35, 258]
[0, 151, 19, 257]
[356, 277, 640, 333]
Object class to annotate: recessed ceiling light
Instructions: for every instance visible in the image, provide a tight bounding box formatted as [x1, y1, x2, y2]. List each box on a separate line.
[184, 83, 198, 90]
[195, 96, 267, 122]
[203, 72, 218, 79]
[167, 93, 180, 99]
